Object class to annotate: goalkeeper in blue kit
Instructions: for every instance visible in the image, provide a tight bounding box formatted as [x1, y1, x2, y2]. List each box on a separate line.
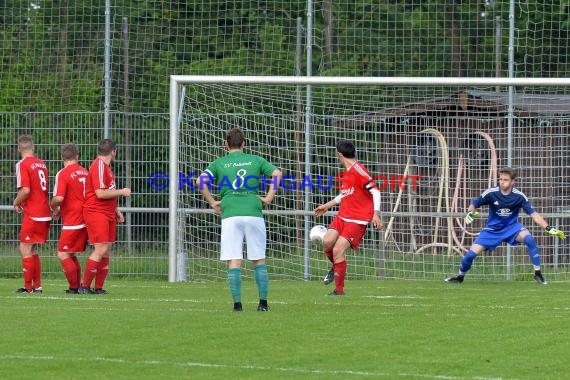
[445, 167, 565, 285]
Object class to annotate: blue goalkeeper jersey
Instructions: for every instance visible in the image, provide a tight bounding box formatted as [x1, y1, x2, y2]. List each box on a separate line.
[472, 186, 536, 231]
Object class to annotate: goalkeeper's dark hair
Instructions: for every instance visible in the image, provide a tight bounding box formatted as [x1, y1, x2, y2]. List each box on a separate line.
[98, 139, 117, 156]
[499, 167, 517, 180]
[336, 140, 356, 159]
[226, 128, 245, 149]
[61, 143, 79, 161]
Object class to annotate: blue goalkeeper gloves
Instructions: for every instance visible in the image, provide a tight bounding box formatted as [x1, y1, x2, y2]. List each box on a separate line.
[545, 226, 566, 240]
[464, 211, 479, 225]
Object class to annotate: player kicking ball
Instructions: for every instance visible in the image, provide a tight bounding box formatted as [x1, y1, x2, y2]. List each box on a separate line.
[445, 167, 565, 285]
[313, 140, 383, 295]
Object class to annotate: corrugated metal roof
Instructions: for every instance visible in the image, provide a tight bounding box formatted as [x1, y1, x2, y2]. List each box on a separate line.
[333, 89, 570, 129]
[465, 90, 570, 116]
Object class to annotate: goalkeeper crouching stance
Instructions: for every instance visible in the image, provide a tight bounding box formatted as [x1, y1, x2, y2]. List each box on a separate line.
[445, 167, 565, 285]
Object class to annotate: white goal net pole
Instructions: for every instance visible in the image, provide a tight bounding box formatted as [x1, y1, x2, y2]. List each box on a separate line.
[169, 80, 177, 281]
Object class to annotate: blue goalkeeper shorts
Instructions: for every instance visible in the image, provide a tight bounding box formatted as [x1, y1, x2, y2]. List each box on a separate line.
[474, 222, 527, 251]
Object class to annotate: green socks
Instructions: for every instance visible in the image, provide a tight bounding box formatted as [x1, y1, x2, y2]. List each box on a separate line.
[228, 265, 268, 304]
[227, 268, 242, 303]
[254, 264, 269, 301]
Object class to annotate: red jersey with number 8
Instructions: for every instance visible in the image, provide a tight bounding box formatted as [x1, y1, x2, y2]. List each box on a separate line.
[16, 156, 51, 218]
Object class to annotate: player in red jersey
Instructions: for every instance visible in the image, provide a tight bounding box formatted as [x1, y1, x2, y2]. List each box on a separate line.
[50, 144, 89, 294]
[79, 139, 131, 294]
[314, 140, 383, 295]
[13, 135, 51, 293]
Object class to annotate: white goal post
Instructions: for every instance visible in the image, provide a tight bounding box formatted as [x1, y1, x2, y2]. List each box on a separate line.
[169, 75, 570, 283]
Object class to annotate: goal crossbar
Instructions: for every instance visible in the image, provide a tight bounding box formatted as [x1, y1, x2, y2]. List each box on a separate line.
[170, 75, 570, 87]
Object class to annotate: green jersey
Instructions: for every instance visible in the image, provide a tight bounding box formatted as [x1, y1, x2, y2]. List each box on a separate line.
[204, 151, 277, 219]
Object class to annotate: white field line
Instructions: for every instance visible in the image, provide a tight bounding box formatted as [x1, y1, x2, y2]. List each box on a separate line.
[0, 354, 513, 380]
[2, 295, 570, 312]
[363, 295, 427, 299]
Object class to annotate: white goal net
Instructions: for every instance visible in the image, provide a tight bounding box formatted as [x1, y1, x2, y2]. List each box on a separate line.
[170, 76, 570, 283]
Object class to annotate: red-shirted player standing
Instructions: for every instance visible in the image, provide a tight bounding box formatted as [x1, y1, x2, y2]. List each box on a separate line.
[79, 139, 131, 294]
[13, 135, 52, 293]
[313, 140, 383, 295]
[51, 143, 89, 294]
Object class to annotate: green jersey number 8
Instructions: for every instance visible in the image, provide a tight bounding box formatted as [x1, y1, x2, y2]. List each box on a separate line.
[232, 169, 247, 190]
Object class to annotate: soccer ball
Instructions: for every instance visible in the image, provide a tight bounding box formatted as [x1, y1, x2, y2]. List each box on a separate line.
[309, 225, 327, 243]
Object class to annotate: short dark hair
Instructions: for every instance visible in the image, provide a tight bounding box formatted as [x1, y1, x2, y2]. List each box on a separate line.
[226, 128, 245, 149]
[336, 140, 356, 159]
[98, 139, 116, 155]
[61, 143, 79, 161]
[498, 167, 517, 180]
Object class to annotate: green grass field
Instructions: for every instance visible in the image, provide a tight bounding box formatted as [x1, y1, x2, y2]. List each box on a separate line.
[1, 277, 568, 380]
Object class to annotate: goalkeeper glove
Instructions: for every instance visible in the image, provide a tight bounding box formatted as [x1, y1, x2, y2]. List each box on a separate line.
[464, 211, 479, 225]
[545, 226, 566, 240]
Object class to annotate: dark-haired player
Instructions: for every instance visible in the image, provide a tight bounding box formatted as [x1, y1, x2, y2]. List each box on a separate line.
[80, 139, 131, 294]
[314, 140, 383, 295]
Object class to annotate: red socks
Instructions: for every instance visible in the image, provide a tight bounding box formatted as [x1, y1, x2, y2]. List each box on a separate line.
[32, 253, 42, 289]
[95, 257, 110, 289]
[81, 257, 110, 290]
[21, 254, 43, 291]
[81, 259, 100, 288]
[22, 257, 34, 292]
[60, 257, 81, 289]
[333, 260, 347, 293]
[324, 249, 334, 263]
[325, 251, 347, 293]
[71, 256, 82, 288]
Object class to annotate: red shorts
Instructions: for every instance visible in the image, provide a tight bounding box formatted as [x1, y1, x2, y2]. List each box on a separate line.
[20, 215, 51, 244]
[58, 227, 88, 252]
[329, 217, 367, 250]
[84, 211, 116, 244]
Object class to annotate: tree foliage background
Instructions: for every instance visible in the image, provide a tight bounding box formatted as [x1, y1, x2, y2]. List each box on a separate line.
[1, 1, 568, 114]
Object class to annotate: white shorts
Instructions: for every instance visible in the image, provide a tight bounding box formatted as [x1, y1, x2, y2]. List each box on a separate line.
[220, 216, 266, 261]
